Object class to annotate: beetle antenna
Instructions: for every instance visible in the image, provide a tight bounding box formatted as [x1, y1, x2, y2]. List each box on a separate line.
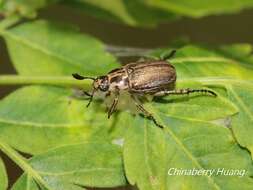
[86, 88, 95, 107]
[72, 73, 95, 80]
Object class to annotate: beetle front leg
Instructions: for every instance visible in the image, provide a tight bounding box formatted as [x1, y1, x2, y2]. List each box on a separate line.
[107, 91, 119, 119]
[131, 95, 163, 128]
[83, 91, 92, 97]
[154, 88, 217, 97]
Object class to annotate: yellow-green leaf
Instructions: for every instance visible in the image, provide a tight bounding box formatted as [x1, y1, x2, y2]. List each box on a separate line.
[1, 20, 119, 76]
[7, 141, 126, 190]
[0, 85, 113, 154]
[124, 116, 253, 190]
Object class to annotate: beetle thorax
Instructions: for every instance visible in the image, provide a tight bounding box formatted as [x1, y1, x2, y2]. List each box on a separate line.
[109, 75, 129, 91]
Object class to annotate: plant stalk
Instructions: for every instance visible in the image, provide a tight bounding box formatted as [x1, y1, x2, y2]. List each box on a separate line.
[0, 75, 92, 89]
[0, 75, 252, 89]
[0, 139, 53, 190]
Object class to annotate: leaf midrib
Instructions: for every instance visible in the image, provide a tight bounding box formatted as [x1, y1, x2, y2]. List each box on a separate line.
[143, 120, 156, 190]
[0, 118, 87, 128]
[149, 107, 221, 190]
[37, 168, 119, 176]
[0, 139, 53, 190]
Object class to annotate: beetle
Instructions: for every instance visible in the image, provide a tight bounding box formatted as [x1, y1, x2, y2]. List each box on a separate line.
[72, 50, 216, 128]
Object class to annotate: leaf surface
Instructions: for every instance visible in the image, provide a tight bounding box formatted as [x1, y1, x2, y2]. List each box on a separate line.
[0, 85, 113, 154]
[150, 83, 238, 122]
[122, 44, 253, 189]
[228, 82, 253, 157]
[1, 33, 253, 190]
[163, 44, 253, 79]
[124, 116, 253, 190]
[160, 45, 253, 159]
[1, 20, 119, 76]
[9, 142, 126, 190]
[200, 79, 253, 159]
[153, 44, 253, 160]
[154, 44, 253, 159]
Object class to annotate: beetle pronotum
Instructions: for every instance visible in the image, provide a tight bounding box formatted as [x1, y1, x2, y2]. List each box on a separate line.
[72, 50, 216, 128]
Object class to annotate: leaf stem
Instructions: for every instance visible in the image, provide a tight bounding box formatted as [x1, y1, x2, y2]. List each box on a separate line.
[0, 139, 53, 190]
[0, 75, 252, 89]
[0, 75, 92, 89]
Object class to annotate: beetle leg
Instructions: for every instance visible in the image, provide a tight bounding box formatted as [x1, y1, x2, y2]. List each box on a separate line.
[86, 88, 96, 107]
[154, 88, 217, 97]
[105, 91, 111, 97]
[131, 95, 163, 128]
[71, 89, 91, 100]
[159, 49, 177, 60]
[107, 91, 119, 119]
[83, 91, 92, 97]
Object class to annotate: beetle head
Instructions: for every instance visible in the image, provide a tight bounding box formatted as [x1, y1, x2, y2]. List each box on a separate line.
[94, 76, 109, 92]
[72, 73, 109, 107]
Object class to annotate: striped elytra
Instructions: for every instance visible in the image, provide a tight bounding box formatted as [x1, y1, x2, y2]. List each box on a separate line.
[107, 60, 176, 94]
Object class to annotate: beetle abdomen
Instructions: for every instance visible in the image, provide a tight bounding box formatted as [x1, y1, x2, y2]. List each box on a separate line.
[126, 61, 176, 94]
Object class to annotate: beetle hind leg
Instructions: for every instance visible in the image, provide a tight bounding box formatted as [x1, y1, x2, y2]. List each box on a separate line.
[154, 88, 217, 97]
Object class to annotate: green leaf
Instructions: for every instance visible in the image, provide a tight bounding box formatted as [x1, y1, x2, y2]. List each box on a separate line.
[152, 44, 253, 161]
[1, 39, 253, 190]
[165, 44, 253, 79]
[123, 44, 253, 189]
[149, 81, 238, 121]
[0, 0, 59, 18]
[228, 82, 253, 157]
[155, 44, 253, 159]
[0, 157, 8, 190]
[1, 19, 119, 76]
[64, 0, 253, 26]
[11, 174, 42, 190]
[0, 85, 113, 154]
[124, 116, 253, 190]
[142, 0, 253, 18]
[4, 141, 126, 190]
[201, 79, 253, 159]
[66, 0, 177, 27]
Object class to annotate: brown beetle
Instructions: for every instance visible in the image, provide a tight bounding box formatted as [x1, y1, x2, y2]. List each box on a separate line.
[72, 50, 216, 128]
